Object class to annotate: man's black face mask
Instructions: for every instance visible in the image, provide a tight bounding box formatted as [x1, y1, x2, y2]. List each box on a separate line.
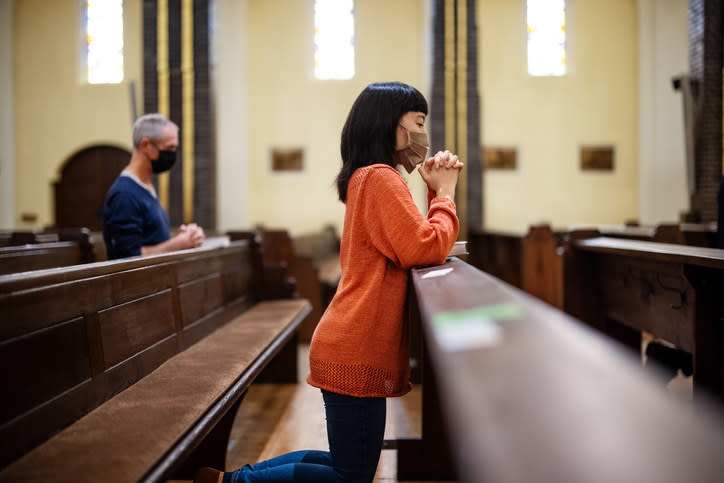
[151, 144, 177, 174]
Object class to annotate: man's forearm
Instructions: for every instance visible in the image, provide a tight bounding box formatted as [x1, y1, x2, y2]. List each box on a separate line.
[140, 236, 187, 256]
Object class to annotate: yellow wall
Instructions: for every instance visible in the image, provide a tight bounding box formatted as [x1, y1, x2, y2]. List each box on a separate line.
[13, 0, 142, 229]
[10, 0, 641, 235]
[479, 0, 638, 230]
[241, 0, 428, 235]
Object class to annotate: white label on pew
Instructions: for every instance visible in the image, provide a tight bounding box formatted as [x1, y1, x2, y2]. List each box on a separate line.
[431, 304, 523, 352]
[421, 267, 454, 279]
[433, 316, 501, 351]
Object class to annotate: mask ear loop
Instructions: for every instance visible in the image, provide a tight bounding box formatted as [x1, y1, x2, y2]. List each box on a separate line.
[396, 124, 411, 152]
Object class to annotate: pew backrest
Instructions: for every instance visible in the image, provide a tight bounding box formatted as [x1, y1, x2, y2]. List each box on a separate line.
[0, 228, 99, 275]
[238, 227, 340, 343]
[563, 236, 724, 401]
[292, 224, 339, 263]
[0, 241, 85, 275]
[0, 241, 254, 467]
[467, 226, 526, 288]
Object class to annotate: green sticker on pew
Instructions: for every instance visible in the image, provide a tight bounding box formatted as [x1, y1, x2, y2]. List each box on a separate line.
[430, 303, 524, 352]
[432, 302, 524, 329]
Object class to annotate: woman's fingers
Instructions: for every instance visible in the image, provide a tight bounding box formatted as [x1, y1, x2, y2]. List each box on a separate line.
[422, 151, 463, 169]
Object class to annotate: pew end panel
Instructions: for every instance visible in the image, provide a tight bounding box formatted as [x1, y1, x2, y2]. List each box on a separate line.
[521, 223, 563, 308]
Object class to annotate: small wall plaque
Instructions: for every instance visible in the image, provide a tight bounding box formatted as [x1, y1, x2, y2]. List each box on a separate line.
[483, 147, 517, 170]
[272, 148, 304, 171]
[580, 146, 615, 171]
[21, 213, 38, 223]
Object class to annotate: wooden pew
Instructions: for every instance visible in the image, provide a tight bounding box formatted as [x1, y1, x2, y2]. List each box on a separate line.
[598, 224, 657, 241]
[8, 231, 60, 245]
[292, 224, 341, 306]
[399, 257, 724, 481]
[230, 226, 340, 343]
[563, 236, 724, 401]
[652, 222, 718, 247]
[468, 224, 565, 308]
[469, 222, 718, 310]
[0, 241, 311, 481]
[468, 226, 526, 288]
[599, 222, 718, 248]
[0, 231, 11, 247]
[0, 241, 87, 275]
[226, 230, 297, 303]
[0, 228, 98, 275]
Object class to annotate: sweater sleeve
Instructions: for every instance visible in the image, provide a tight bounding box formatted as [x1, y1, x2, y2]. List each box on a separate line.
[103, 191, 145, 259]
[427, 187, 436, 209]
[362, 167, 459, 269]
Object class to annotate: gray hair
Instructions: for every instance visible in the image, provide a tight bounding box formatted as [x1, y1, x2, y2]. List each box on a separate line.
[132, 113, 178, 149]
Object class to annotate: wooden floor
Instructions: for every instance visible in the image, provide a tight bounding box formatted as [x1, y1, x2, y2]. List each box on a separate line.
[224, 344, 443, 482]
[176, 341, 692, 482]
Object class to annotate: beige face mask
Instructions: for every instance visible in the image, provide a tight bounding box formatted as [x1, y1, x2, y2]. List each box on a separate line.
[394, 126, 430, 173]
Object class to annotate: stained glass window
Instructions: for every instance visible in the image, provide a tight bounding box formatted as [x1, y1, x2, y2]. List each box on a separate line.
[527, 0, 566, 76]
[314, 0, 354, 80]
[87, 0, 124, 84]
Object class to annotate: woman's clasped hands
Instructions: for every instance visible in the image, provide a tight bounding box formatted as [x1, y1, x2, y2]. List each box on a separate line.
[418, 150, 464, 200]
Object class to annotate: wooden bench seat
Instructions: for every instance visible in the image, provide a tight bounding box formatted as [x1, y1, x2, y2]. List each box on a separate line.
[399, 257, 724, 481]
[0, 240, 310, 480]
[0, 299, 310, 482]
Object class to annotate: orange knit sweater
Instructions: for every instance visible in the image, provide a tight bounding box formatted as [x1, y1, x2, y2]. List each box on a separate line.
[307, 164, 459, 398]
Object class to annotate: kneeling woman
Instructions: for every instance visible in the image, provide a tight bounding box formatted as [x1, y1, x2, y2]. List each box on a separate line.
[196, 81, 462, 483]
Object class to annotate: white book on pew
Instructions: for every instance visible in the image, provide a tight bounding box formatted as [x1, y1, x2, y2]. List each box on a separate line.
[202, 236, 231, 250]
[448, 240, 468, 258]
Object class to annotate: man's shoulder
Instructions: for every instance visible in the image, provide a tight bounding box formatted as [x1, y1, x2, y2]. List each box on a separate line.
[107, 175, 134, 193]
[106, 176, 147, 206]
[109, 176, 155, 199]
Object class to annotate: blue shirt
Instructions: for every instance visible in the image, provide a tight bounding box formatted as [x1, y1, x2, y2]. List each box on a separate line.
[102, 175, 171, 260]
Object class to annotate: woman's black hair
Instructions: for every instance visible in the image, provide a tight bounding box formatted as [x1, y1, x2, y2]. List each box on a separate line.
[336, 82, 428, 202]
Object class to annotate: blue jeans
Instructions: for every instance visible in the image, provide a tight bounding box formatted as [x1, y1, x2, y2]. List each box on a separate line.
[227, 390, 386, 482]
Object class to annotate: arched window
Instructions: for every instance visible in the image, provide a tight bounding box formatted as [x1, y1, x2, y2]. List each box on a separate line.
[86, 0, 124, 84]
[527, 0, 566, 76]
[314, 0, 355, 80]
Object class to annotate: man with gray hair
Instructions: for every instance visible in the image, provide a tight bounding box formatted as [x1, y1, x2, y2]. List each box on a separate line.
[102, 113, 205, 260]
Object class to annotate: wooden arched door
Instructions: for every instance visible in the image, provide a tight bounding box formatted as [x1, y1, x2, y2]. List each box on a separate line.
[54, 145, 131, 230]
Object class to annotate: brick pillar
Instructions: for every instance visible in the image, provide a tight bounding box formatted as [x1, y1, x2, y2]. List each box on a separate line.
[143, 0, 216, 229]
[688, 0, 722, 222]
[465, 0, 482, 228]
[429, 0, 482, 233]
